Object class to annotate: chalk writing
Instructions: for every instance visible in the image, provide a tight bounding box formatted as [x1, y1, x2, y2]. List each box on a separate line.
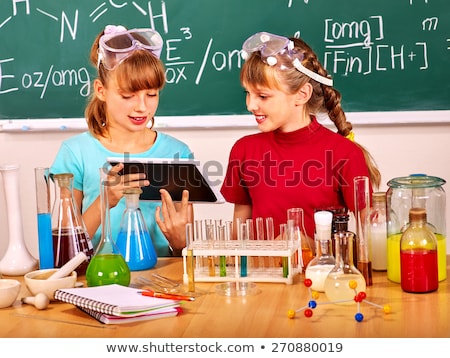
[0, 0, 448, 119]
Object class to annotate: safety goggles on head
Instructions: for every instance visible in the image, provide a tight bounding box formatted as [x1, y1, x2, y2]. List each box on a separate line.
[98, 27, 163, 70]
[241, 32, 333, 87]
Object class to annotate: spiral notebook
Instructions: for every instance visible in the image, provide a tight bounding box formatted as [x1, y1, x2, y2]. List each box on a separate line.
[78, 306, 182, 324]
[54, 284, 180, 317]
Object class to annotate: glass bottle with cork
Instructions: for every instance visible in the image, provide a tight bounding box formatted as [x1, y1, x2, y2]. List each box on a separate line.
[400, 207, 438, 293]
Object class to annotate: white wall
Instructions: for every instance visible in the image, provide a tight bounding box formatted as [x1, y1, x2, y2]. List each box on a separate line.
[1, 114, 450, 262]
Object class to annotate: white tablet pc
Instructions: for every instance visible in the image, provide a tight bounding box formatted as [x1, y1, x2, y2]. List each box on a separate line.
[107, 157, 224, 203]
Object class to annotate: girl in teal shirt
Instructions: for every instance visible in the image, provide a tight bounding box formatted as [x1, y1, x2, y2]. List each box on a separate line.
[51, 25, 193, 256]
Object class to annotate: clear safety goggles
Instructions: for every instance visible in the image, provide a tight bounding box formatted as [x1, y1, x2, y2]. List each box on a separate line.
[98, 28, 163, 70]
[241, 32, 333, 86]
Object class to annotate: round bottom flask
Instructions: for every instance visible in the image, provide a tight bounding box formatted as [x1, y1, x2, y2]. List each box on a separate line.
[324, 231, 366, 305]
[86, 169, 130, 287]
[86, 253, 130, 287]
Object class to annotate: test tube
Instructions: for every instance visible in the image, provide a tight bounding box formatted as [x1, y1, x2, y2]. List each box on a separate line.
[225, 221, 233, 268]
[255, 217, 265, 271]
[34, 167, 54, 269]
[246, 218, 255, 270]
[205, 220, 215, 277]
[265, 217, 275, 273]
[238, 219, 248, 277]
[185, 223, 195, 292]
[218, 224, 227, 277]
[280, 223, 289, 278]
[194, 220, 205, 271]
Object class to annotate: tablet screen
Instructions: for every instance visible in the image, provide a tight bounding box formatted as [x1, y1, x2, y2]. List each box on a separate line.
[107, 158, 224, 203]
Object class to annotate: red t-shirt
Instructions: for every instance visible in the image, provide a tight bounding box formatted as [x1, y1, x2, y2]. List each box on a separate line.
[220, 116, 371, 238]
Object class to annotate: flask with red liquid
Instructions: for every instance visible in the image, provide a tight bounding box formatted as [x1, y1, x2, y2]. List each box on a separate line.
[51, 173, 94, 275]
[400, 208, 438, 293]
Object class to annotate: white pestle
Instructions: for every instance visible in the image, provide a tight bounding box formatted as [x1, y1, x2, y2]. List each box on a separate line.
[47, 251, 87, 280]
[22, 293, 50, 310]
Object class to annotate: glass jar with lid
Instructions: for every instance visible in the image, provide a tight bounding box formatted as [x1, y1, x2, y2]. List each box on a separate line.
[386, 174, 446, 283]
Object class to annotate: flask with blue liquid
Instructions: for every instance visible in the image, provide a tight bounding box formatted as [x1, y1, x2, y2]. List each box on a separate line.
[116, 188, 157, 271]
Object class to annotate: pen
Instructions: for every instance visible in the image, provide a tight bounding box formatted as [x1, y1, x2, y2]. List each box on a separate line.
[139, 290, 195, 301]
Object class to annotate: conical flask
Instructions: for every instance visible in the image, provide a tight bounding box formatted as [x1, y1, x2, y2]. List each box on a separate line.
[0, 164, 38, 275]
[51, 173, 94, 275]
[116, 188, 157, 271]
[86, 170, 130, 287]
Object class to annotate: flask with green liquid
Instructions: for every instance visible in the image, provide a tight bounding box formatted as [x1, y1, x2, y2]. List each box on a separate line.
[86, 169, 130, 287]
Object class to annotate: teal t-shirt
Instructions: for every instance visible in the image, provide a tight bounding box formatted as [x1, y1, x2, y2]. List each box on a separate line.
[50, 131, 193, 256]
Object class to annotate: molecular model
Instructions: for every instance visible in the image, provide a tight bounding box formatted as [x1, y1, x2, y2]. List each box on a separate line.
[287, 278, 391, 322]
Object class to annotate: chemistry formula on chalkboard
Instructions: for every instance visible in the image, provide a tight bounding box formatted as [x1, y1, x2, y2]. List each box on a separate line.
[0, 0, 449, 120]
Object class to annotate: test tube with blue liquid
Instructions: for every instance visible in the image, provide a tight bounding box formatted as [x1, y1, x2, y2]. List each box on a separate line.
[34, 167, 54, 269]
[238, 219, 248, 277]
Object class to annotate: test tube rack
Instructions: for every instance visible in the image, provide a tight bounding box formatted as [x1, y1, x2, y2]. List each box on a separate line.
[182, 240, 301, 285]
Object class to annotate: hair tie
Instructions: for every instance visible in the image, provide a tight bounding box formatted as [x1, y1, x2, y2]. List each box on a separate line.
[345, 131, 355, 142]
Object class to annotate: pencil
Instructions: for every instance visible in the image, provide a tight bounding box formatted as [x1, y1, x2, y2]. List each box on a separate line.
[139, 290, 195, 301]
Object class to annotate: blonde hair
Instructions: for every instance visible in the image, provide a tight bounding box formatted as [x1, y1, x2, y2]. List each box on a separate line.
[85, 31, 166, 137]
[240, 37, 381, 189]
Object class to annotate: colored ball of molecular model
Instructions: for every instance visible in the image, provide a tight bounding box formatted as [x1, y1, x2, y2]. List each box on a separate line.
[287, 278, 391, 322]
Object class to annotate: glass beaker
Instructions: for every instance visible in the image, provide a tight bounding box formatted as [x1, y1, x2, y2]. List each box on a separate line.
[287, 208, 314, 270]
[34, 167, 54, 269]
[387, 175, 446, 283]
[51, 173, 94, 275]
[324, 231, 366, 305]
[116, 188, 157, 271]
[86, 170, 130, 287]
[305, 211, 335, 292]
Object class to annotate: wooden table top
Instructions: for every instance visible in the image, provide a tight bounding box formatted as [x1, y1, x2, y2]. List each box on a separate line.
[1, 257, 449, 338]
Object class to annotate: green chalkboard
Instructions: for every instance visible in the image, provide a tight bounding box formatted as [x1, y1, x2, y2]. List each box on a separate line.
[0, 0, 449, 120]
